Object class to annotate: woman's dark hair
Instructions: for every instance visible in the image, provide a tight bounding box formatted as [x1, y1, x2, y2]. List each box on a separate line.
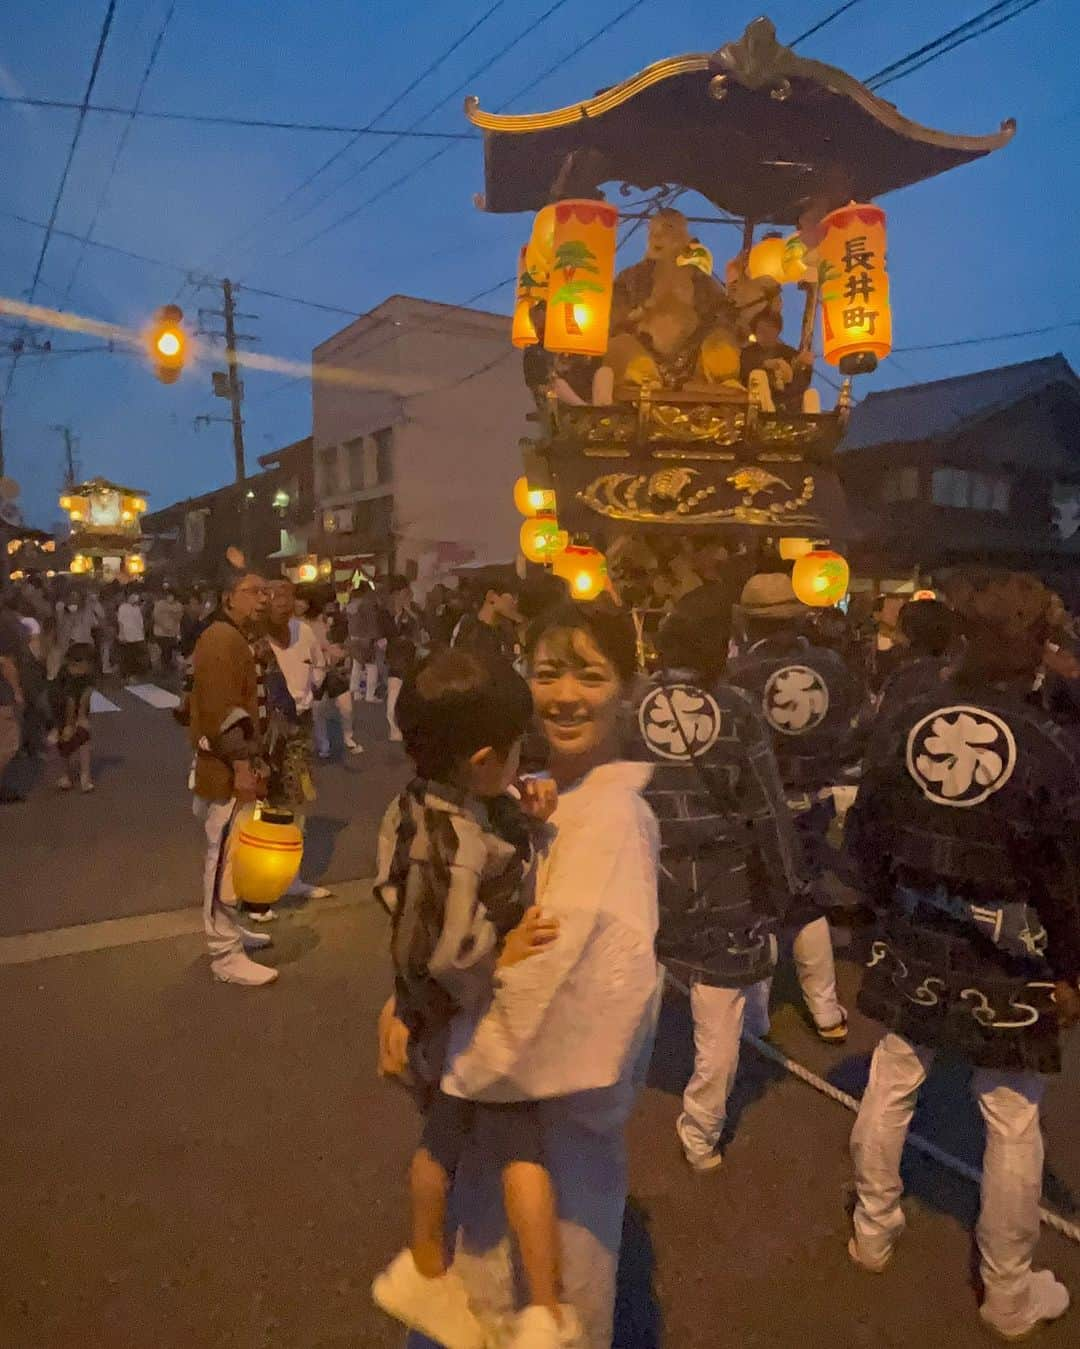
[953, 570, 1050, 686]
[899, 598, 954, 658]
[396, 649, 534, 783]
[525, 600, 637, 683]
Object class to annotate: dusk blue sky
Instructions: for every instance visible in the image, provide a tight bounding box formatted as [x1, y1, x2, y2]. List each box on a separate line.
[2, 0, 1077, 528]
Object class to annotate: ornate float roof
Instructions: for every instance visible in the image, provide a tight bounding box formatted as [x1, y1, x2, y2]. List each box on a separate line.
[465, 17, 1015, 224]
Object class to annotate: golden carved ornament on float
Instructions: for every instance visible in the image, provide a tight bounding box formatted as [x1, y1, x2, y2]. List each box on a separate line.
[543, 200, 618, 357]
[818, 203, 891, 374]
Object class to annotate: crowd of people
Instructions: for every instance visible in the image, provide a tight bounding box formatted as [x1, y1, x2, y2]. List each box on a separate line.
[4, 557, 1080, 1345]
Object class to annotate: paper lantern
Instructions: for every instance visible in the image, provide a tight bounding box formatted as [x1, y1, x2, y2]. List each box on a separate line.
[544, 200, 618, 357]
[519, 515, 567, 565]
[296, 561, 318, 583]
[70, 555, 91, 575]
[125, 553, 146, 576]
[231, 805, 303, 905]
[513, 476, 556, 518]
[792, 550, 850, 607]
[819, 203, 892, 374]
[779, 537, 814, 561]
[511, 246, 542, 349]
[553, 544, 607, 601]
[747, 233, 787, 283]
[526, 204, 556, 283]
[781, 234, 811, 283]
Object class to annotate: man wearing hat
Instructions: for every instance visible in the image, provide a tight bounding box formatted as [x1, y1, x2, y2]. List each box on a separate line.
[727, 571, 864, 1042]
[631, 582, 804, 1170]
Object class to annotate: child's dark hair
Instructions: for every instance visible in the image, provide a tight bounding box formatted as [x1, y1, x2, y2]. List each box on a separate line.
[396, 649, 533, 783]
[66, 642, 96, 666]
[898, 598, 954, 658]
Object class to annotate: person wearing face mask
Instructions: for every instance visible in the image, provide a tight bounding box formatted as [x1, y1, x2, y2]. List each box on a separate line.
[52, 590, 100, 679]
[188, 568, 277, 986]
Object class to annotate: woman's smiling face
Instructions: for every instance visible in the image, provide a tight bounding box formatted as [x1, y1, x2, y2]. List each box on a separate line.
[530, 627, 623, 774]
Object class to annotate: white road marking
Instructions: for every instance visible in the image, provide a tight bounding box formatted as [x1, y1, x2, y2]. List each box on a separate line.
[89, 692, 121, 714]
[0, 880, 374, 966]
[126, 682, 181, 709]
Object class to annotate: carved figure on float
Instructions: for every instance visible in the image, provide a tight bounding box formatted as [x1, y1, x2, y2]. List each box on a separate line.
[603, 207, 780, 394]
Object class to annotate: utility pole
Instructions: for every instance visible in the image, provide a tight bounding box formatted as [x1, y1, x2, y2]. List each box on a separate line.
[196, 278, 257, 562]
[52, 424, 79, 487]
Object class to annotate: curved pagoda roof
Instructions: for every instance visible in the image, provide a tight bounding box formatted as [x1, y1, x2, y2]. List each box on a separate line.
[465, 17, 1015, 224]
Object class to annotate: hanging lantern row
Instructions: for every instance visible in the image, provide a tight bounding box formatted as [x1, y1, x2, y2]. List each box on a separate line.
[510, 200, 619, 358]
[818, 203, 892, 375]
[792, 549, 850, 608]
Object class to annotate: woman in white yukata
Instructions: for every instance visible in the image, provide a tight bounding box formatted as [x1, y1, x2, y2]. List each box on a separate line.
[408, 601, 661, 1349]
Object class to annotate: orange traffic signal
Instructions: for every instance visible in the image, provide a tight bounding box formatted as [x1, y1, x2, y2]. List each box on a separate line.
[148, 304, 185, 383]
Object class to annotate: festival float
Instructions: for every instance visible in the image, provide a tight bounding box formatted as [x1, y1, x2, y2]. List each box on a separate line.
[59, 478, 149, 580]
[466, 17, 1014, 619]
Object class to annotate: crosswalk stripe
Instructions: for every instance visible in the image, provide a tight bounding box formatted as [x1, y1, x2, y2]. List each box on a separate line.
[126, 683, 181, 710]
[89, 692, 121, 714]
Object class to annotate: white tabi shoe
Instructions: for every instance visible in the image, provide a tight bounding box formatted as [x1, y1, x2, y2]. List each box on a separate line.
[210, 951, 278, 986]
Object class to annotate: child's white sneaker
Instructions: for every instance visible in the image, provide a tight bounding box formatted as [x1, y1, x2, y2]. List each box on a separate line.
[980, 1269, 1069, 1341]
[372, 1249, 486, 1349]
[507, 1304, 583, 1347]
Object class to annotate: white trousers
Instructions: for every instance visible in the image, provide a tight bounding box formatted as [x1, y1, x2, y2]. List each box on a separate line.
[386, 675, 403, 740]
[678, 979, 772, 1160]
[194, 797, 244, 960]
[851, 1031, 1046, 1299]
[349, 658, 379, 700]
[788, 915, 844, 1030]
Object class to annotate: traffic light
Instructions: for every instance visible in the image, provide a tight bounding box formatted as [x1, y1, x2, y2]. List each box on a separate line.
[148, 304, 186, 383]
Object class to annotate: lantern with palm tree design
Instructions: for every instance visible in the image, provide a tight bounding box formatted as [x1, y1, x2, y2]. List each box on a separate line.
[543, 200, 618, 356]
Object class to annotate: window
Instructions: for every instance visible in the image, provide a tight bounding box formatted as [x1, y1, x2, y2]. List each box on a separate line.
[374, 427, 394, 485]
[881, 466, 919, 504]
[346, 437, 366, 490]
[932, 468, 1011, 513]
[318, 446, 338, 496]
[353, 495, 394, 538]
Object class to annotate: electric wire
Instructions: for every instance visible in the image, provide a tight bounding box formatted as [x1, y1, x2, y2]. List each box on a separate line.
[866, 0, 1047, 91]
[4, 0, 118, 399]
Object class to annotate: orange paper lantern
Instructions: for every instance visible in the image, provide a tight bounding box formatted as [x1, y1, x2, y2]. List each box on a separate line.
[552, 544, 607, 600]
[543, 200, 618, 357]
[792, 550, 850, 607]
[819, 203, 892, 374]
[513, 476, 556, 518]
[232, 805, 304, 905]
[519, 515, 567, 565]
[511, 246, 541, 348]
[779, 537, 814, 561]
[747, 233, 787, 283]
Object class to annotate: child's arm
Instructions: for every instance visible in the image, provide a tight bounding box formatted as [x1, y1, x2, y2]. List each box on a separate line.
[424, 814, 501, 1008]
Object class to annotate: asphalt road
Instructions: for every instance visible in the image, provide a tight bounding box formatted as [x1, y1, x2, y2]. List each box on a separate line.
[3, 682, 1080, 1347]
[0, 681, 409, 936]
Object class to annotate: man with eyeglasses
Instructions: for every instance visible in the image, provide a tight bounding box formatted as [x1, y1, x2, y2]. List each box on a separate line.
[189, 569, 278, 986]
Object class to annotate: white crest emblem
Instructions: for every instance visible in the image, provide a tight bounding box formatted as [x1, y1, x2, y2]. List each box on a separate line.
[762, 664, 829, 735]
[639, 684, 722, 762]
[906, 705, 1017, 808]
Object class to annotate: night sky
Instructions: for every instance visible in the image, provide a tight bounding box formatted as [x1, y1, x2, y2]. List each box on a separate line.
[2, 0, 1077, 529]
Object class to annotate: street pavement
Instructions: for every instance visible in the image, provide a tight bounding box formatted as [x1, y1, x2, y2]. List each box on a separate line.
[2, 684, 1080, 1347]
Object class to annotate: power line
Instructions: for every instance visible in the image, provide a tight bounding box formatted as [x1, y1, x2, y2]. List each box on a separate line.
[895, 319, 1080, 353]
[61, 4, 177, 315]
[275, 0, 579, 258]
[866, 0, 1047, 91]
[187, 0, 511, 285]
[790, 1, 865, 48]
[281, 0, 650, 261]
[0, 93, 477, 140]
[4, 0, 118, 399]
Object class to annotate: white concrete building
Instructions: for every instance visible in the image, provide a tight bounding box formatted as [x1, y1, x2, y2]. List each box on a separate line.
[311, 294, 527, 590]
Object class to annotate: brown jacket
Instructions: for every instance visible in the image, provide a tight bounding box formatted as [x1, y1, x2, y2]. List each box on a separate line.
[189, 618, 259, 801]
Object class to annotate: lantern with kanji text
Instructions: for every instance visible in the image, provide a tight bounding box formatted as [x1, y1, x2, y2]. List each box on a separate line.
[543, 201, 618, 357]
[792, 549, 850, 607]
[819, 203, 891, 374]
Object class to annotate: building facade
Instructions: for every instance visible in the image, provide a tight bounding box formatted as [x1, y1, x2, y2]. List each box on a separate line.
[838, 355, 1080, 590]
[143, 436, 314, 583]
[311, 295, 526, 591]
